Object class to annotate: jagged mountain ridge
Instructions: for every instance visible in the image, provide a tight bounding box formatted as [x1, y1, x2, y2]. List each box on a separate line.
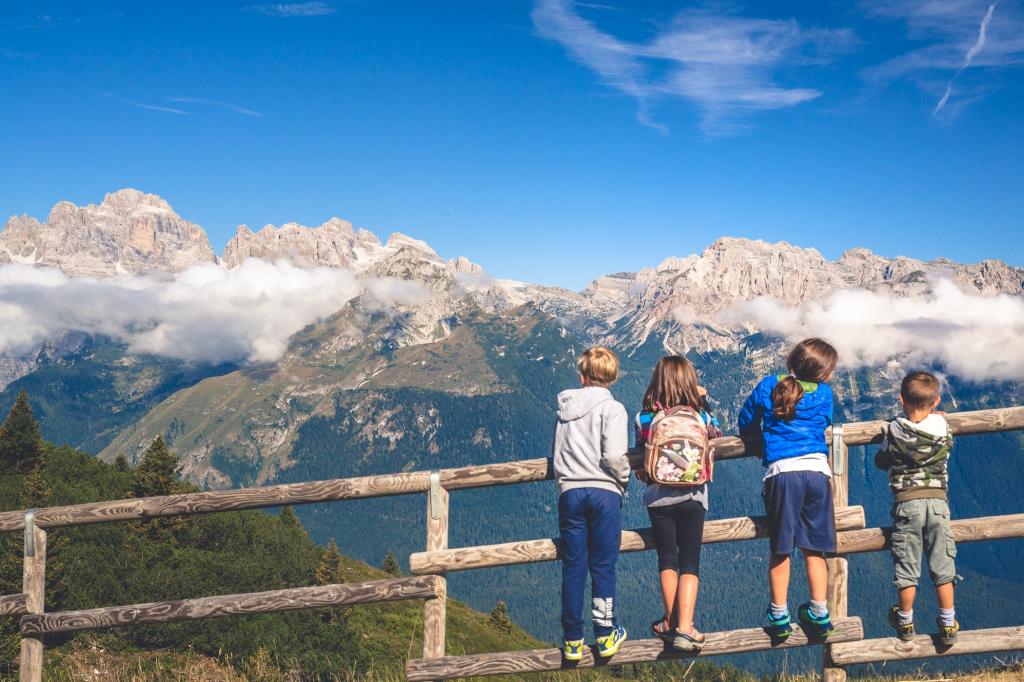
[4, 189, 1023, 356]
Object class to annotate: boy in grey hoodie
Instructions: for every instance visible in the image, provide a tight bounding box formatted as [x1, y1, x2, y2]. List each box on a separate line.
[552, 347, 631, 661]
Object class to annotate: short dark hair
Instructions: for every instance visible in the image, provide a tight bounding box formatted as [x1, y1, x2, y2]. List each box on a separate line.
[901, 371, 940, 411]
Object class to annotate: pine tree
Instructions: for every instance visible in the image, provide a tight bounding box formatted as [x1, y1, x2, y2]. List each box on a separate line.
[114, 454, 130, 472]
[21, 461, 52, 508]
[382, 549, 401, 577]
[0, 389, 44, 473]
[133, 435, 179, 498]
[315, 540, 343, 586]
[489, 600, 512, 632]
[279, 506, 305, 535]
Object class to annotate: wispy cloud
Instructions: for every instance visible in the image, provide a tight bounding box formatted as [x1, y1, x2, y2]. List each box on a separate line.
[245, 2, 336, 18]
[863, 0, 1024, 117]
[102, 93, 190, 116]
[166, 97, 265, 117]
[934, 2, 997, 114]
[531, 0, 851, 134]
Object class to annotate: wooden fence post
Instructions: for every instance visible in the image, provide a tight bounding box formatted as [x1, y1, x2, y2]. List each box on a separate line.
[423, 471, 449, 664]
[20, 511, 46, 682]
[824, 426, 849, 682]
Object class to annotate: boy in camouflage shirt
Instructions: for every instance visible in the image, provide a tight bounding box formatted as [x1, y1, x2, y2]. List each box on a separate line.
[874, 371, 958, 645]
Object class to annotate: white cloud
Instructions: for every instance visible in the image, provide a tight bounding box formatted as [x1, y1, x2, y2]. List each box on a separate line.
[531, 0, 851, 134]
[166, 97, 265, 117]
[721, 278, 1024, 381]
[246, 2, 336, 18]
[0, 260, 424, 365]
[863, 0, 1024, 116]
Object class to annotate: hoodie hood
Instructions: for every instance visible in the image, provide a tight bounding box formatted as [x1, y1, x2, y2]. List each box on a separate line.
[894, 413, 950, 440]
[557, 386, 613, 422]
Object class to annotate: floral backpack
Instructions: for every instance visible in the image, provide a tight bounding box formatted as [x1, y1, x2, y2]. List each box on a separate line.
[643, 406, 715, 487]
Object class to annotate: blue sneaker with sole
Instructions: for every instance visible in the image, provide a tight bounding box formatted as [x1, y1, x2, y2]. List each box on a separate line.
[797, 602, 835, 639]
[595, 625, 627, 658]
[766, 606, 793, 640]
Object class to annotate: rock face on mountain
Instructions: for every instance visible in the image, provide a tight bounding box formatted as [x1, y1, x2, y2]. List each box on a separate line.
[4, 189, 1023, 355]
[584, 237, 1024, 352]
[0, 189, 216, 277]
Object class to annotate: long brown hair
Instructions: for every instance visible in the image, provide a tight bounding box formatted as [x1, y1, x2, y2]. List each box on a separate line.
[771, 338, 838, 422]
[642, 356, 703, 412]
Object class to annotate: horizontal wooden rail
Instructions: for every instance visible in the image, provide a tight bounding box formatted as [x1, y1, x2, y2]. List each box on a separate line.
[829, 625, 1024, 665]
[410, 506, 865, 575]
[837, 513, 1024, 554]
[0, 406, 1019, 534]
[19, 575, 440, 635]
[405, 617, 863, 680]
[0, 593, 28, 617]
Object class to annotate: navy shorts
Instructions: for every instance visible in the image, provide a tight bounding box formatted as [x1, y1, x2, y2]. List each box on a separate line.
[762, 471, 836, 555]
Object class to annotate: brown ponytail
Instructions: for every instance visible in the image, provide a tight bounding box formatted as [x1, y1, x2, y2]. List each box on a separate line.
[771, 338, 838, 422]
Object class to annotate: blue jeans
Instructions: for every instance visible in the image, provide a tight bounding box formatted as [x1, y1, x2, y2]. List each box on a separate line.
[559, 487, 622, 640]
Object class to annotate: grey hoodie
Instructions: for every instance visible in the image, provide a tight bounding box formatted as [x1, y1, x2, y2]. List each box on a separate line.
[551, 386, 631, 496]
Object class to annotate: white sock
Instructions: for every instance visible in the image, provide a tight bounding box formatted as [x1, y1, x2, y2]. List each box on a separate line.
[809, 599, 829, 619]
[769, 602, 788, 619]
[938, 607, 956, 627]
[898, 608, 913, 625]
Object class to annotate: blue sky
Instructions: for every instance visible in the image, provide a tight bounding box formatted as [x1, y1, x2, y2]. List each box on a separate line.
[2, 0, 1022, 290]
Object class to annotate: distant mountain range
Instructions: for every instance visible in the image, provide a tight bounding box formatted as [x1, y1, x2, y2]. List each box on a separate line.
[2, 190, 1022, 672]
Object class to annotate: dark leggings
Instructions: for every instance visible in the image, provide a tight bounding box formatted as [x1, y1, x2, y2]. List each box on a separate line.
[648, 500, 706, 575]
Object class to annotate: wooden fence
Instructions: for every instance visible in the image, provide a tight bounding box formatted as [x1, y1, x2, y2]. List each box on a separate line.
[1, 405, 1023, 681]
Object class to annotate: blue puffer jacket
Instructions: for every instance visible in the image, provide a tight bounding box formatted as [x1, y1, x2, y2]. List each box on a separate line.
[737, 375, 833, 465]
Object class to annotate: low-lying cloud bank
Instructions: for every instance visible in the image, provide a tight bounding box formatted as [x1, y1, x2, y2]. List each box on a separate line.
[722, 278, 1024, 381]
[0, 261, 422, 364]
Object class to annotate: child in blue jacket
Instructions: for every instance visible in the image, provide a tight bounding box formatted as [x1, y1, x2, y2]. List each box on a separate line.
[738, 338, 839, 640]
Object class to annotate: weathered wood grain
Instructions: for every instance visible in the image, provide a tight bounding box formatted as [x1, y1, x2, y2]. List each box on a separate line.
[0, 471, 434, 533]
[837, 513, 1024, 555]
[409, 506, 865, 575]
[0, 406, 1018, 534]
[0, 593, 28, 617]
[19, 576, 440, 636]
[19, 526, 45, 682]
[824, 433, 850, 682]
[829, 625, 1024, 665]
[422, 482, 449, 661]
[405, 617, 863, 680]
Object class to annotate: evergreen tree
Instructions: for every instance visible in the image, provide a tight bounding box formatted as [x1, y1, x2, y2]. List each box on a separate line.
[315, 540, 343, 586]
[0, 389, 44, 473]
[489, 600, 511, 632]
[21, 461, 52, 508]
[382, 549, 401, 577]
[134, 435, 179, 498]
[114, 454, 130, 472]
[279, 506, 304, 534]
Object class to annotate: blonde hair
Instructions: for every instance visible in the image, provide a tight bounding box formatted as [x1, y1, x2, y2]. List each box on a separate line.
[578, 347, 619, 387]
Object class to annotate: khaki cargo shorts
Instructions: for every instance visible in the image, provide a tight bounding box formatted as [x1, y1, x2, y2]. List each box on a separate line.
[891, 497, 957, 589]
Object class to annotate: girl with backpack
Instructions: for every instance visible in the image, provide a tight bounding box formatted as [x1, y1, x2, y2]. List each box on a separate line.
[635, 356, 721, 652]
[737, 338, 839, 641]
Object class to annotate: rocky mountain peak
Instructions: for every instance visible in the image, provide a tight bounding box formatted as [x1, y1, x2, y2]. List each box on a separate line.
[0, 189, 215, 277]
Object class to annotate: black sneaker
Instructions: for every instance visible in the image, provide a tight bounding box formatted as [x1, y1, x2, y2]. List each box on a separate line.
[797, 602, 835, 639]
[887, 606, 915, 641]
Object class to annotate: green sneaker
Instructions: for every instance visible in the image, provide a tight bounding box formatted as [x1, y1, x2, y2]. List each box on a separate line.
[797, 602, 835, 639]
[561, 638, 585, 662]
[887, 606, 915, 641]
[765, 606, 792, 640]
[595, 625, 627, 658]
[937, 618, 959, 646]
